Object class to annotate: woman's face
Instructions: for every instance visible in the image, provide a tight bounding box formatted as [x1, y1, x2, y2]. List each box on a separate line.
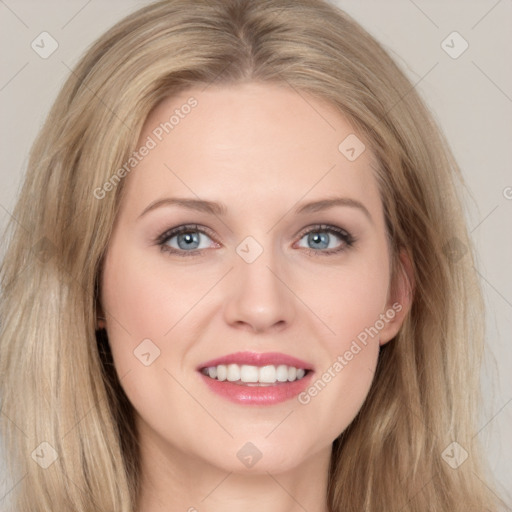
[100, 82, 410, 474]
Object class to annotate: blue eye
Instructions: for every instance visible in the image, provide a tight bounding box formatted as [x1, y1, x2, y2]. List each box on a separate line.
[156, 223, 355, 257]
[158, 224, 217, 256]
[296, 224, 354, 256]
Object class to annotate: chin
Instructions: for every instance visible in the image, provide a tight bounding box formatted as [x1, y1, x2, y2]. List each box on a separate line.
[200, 436, 321, 475]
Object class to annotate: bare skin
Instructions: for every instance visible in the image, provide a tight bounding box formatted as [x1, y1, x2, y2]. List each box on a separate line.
[99, 82, 413, 512]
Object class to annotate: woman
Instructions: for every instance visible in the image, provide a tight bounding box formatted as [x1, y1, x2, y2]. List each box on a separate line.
[0, 0, 506, 510]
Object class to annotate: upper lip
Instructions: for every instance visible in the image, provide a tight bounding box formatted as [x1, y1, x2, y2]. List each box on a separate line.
[198, 351, 313, 371]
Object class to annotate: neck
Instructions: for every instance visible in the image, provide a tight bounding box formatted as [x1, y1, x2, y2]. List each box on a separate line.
[136, 430, 331, 512]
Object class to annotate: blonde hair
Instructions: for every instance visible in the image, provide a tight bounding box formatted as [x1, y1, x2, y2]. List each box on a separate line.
[0, 0, 505, 510]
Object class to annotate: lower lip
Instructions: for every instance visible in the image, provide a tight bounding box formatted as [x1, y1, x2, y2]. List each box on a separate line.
[199, 372, 314, 405]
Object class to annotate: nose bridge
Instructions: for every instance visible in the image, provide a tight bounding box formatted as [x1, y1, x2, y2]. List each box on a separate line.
[223, 233, 295, 332]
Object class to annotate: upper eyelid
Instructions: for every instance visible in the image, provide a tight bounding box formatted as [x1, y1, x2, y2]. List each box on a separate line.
[296, 224, 350, 238]
[157, 224, 216, 243]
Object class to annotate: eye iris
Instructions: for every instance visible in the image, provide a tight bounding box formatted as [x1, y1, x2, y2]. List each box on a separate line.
[177, 231, 200, 250]
[308, 232, 330, 249]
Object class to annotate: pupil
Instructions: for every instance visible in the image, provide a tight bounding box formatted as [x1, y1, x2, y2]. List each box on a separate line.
[309, 232, 329, 249]
[178, 232, 200, 249]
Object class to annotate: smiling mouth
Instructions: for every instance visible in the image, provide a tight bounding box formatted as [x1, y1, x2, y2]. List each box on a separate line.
[200, 363, 310, 386]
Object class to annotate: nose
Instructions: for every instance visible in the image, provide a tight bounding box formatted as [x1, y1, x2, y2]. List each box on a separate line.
[223, 245, 296, 334]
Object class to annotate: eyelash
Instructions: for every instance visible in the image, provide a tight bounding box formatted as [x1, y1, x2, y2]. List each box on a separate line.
[155, 223, 356, 258]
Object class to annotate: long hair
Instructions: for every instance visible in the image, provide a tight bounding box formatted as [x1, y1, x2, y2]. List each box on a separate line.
[0, 0, 505, 510]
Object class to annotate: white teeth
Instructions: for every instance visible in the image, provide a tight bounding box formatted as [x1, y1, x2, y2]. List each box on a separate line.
[202, 363, 308, 384]
[226, 363, 240, 381]
[259, 365, 276, 383]
[216, 364, 227, 381]
[240, 365, 259, 383]
[276, 364, 289, 382]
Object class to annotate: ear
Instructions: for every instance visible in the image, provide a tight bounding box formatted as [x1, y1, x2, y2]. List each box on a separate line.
[379, 248, 414, 346]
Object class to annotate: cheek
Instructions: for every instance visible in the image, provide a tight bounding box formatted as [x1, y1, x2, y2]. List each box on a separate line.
[313, 249, 390, 350]
[99, 244, 172, 381]
[99, 245, 190, 423]
[101, 245, 200, 343]
[298, 248, 389, 435]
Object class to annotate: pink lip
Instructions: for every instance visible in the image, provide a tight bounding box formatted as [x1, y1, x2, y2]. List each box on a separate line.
[197, 351, 314, 406]
[197, 351, 313, 371]
[199, 372, 314, 405]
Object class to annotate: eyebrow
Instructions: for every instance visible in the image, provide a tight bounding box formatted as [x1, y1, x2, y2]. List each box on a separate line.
[138, 196, 373, 223]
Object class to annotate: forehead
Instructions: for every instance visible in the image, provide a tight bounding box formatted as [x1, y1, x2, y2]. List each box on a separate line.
[119, 82, 382, 221]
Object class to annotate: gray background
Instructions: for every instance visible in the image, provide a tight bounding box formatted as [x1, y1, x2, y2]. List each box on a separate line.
[1, 0, 511, 504]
